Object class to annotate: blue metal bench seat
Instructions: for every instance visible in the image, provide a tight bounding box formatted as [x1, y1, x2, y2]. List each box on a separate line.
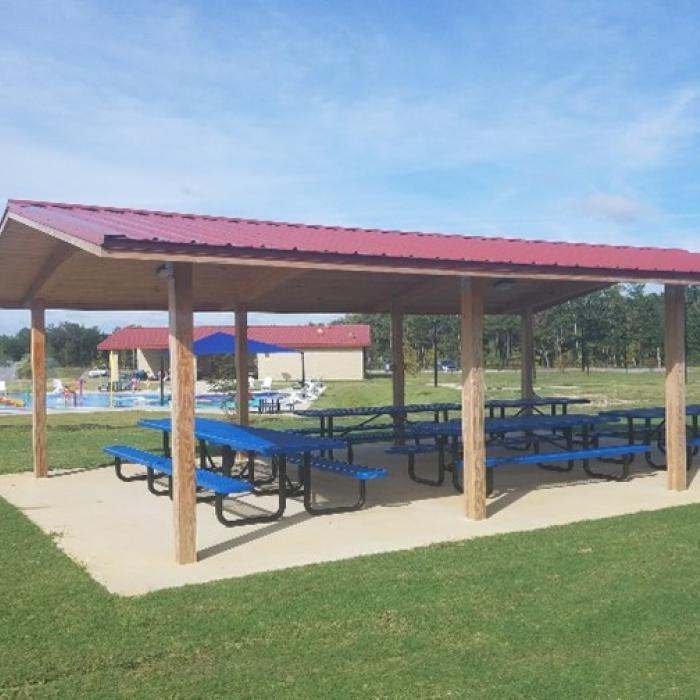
[341, 428, 434, 462]
[287, 455, 388, 515]
[284, 427, 323, 436]
[105, 445, 172, 486]
[487, 444, 650, 471]
[103, 445, 290, 528]
[454, 443, 651, 493]
[385, 443, 442, 486]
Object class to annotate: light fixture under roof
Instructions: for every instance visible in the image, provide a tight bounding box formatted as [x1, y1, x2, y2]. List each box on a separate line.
[493, 278, 516, 292]
[155, 263, 174, 280]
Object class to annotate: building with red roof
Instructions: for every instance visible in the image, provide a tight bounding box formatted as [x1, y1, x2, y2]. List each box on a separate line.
[98, 323, 371, 380]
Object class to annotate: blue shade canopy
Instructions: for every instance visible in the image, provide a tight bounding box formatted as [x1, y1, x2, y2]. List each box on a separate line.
[193, 332, 297, 356]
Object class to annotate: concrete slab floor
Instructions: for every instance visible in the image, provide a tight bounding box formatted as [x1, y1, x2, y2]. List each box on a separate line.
[1, 445, 699, 596]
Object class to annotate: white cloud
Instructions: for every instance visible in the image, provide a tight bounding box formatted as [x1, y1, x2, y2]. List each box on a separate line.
[616, 88, 700, 168]
[576, 193, 654, 224]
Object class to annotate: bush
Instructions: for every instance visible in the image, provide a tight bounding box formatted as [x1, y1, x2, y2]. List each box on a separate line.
[15, 354, 32, 380]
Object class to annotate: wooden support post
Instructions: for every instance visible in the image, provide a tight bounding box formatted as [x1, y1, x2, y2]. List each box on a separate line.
[461, 278, 486, 519]
[235, 306, 249, 426]
[31, 301, 47, 478]
[109, 350, 119, 407]
[391, 308, 405, 409]
[168, 263, 197, 564]
[665, 284, 687, 491]
[520, 308, 535, 400]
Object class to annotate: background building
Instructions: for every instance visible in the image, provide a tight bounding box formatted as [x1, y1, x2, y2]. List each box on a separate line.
[97, 324, 371, 381]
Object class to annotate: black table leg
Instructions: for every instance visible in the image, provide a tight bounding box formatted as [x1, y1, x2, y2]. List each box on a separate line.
[644, 418, 667, 469]
[327, 417, 334, 459]
[215, 455, 287, 527]
[222, 446, 234, 476]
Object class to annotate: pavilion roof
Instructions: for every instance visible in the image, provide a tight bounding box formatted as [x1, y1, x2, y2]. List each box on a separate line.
[6, 199, 700, 279]
[3, 198, 699, 316]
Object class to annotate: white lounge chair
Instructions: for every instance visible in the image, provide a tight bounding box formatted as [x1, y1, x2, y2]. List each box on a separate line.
[0, 380, 6, 394]
[261, 377, 273, 390]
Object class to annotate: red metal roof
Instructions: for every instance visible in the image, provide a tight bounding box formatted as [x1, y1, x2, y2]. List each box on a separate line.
[6, 199, 700, 280]
[97, 324, 371, 351]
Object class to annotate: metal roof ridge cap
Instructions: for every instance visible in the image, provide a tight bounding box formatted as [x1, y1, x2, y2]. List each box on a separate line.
[98, 236, 700, 272]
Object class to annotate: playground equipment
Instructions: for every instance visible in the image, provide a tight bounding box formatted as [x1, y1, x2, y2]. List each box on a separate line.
[0, 396, 25, 408]
[63, 385, 78, 407]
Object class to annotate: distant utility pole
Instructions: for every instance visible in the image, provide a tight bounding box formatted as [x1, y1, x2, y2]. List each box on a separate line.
[433, 323, 438, 388]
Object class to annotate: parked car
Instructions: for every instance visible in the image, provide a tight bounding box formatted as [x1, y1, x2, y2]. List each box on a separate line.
[87, 367, 109, 378]
[439, 359, 458, 372]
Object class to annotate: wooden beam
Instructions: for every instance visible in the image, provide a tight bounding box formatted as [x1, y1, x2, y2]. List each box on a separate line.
[21, 242, 77, 306]
[489, 280, 609, 315]
[665, 284, 687, 491]
[461, 278, 486, 519]
[168, 263, 197, 564]
[370, 276, 445, 312]
[103, 246, 700, 287]
[235, 306, 249, 426]
[31, 300, 47, 478]
[239, 269, 308, 304]
[7, 213, 103, 256]
[391, 308, 405, 408]
[520, 308, 535, 400]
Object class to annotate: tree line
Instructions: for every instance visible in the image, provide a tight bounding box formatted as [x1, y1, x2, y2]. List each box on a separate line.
[0, 285, 697, 373]
[341, 284, 700, 371]
[0, 322, 107, 368]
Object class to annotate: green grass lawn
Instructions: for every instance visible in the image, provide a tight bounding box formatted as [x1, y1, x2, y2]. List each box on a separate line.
[2, 370, 700, 697]
[2, 494, 700, 697]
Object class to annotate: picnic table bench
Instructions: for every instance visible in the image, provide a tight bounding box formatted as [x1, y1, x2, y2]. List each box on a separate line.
[286, 455, 388, 514]
[405, 414, 619, 487]
[454, 444, 652, 494]
[136, 418, 385, 519]
[293, 398, 591, 441]
[294, 403, 460, 445]
[103, 445, 266, 527]
[599, 405, 700, 469]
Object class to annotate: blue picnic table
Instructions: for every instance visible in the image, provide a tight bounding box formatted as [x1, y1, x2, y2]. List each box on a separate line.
[485, 396, 590, 418]
[598, 405, 700, 469]
[293, 397, 591, 440]
[410, 413, 614, 441]
[402, 413, 619, 487]
[138, 417, 347, 519]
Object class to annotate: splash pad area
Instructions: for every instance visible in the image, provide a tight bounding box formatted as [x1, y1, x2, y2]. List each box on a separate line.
[0, 389, 290, 415]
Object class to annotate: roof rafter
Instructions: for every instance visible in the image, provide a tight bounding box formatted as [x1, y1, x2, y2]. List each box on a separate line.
[21, 242, 78, 306]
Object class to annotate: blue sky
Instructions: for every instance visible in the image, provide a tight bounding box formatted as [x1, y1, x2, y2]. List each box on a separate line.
[1, 0, 700, 333]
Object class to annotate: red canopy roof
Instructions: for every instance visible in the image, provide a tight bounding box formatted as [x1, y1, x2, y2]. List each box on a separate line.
[7, 199, 700, 279]
[98, 324, 371, 351]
